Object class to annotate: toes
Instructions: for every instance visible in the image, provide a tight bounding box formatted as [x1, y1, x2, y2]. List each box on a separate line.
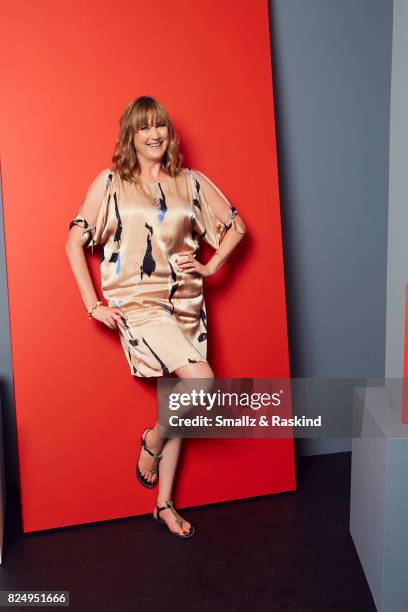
[156, 508, 192, 536]
[139, 465, 158, 484]
[142, 469, 151, 482]
[176, 520, 190, 535]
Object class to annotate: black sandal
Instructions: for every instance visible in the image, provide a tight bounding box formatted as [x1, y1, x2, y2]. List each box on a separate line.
[136, 428, 163, 489]
[153, 501, 195, 539]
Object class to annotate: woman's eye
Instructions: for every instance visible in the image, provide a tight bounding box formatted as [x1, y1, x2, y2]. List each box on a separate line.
[140, 123, 165, 131]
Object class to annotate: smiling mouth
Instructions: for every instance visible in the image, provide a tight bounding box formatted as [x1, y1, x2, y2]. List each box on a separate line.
[147, 142, 162, 147]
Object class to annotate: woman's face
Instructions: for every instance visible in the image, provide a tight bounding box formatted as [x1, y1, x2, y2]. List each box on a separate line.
[133, 114, 169, 162]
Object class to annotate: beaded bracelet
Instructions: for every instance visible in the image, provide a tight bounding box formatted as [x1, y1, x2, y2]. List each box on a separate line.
[87, 300, 103, 319]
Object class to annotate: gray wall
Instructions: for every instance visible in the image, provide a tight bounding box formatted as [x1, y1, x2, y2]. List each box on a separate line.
[0, 175, 18, 486]
[386, 0, 408, 378]
[269, 0, 393, 455]
[0, 1, 394, 488]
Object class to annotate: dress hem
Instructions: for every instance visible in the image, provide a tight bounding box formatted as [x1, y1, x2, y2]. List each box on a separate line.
[130, 357, 209, 378]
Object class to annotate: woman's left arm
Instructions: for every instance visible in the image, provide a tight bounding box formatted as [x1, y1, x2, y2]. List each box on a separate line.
[203, 220, 247, 275]
[177, 169, 247, 277]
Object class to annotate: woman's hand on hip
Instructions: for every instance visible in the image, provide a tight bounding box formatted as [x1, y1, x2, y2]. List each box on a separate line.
[91, 305, 128, 331]
[175, 251, 215, 277]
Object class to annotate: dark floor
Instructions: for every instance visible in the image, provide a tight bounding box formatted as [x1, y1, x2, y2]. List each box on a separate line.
[0, 452, 375, 612]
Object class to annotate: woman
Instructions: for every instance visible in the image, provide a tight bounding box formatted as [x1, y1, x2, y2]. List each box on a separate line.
[65, 95, 247, 538]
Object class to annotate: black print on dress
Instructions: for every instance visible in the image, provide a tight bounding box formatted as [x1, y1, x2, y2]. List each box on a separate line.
[198, 307, 208, 342]
[169, 283, 179, 314]
[193, 178, 201, 209]
[113, 193, 122, 245]
[190, 214, 200, 243]
[157, 183, 168, 223]
[192, 228, 199, 241]
[188, 358, 197, 363]
[140, 224, 156, 279]
[190, 210, 205, 243]
[159, 303, 173, 315]
[106, 173, 113, 203]
[122, 318, 139, 347]
[106, 192, 122, 275]
[168, 260, 177, 282]
[167, 259, 179, 314]
[99, 246, 105, 264]
[127, 348, 137, 375]
[145, 222, 153, 234]
[142, 337, 169, 375]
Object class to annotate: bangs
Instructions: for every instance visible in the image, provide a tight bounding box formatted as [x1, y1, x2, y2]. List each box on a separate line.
[132, 99, 169, 131]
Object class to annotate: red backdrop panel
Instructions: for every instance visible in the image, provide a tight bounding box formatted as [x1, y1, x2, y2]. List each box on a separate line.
[0, 0, 295, 532]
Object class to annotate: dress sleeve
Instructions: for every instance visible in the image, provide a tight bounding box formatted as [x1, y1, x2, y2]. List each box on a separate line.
[68, 171, 114, 252]
[189, 169, 246, 250]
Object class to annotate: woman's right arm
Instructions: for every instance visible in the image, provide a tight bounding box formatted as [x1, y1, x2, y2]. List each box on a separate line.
[65, 169, 127, 331]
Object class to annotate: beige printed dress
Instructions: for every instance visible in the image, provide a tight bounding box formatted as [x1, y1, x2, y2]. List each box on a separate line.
[69, 168, 245, 377]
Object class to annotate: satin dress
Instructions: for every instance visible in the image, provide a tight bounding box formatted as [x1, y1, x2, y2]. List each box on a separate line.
[69, 167, 245, 377]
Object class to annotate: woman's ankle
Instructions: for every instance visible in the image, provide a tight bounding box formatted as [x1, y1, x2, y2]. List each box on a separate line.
[146, 427, 162, 451]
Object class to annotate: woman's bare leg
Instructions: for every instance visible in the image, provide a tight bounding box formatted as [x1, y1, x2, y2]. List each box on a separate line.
[138, 361, 215, 485]
[153, 360, 215, 535]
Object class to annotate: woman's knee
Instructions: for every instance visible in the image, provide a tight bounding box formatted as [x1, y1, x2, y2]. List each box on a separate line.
[170, 362, 216, 413]
[174, 361, 215, 379]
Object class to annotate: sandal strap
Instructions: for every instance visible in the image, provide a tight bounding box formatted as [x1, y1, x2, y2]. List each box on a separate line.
[141, 429, 163, 461]
[150, 456, 161, 476]
[156, 501, 184, 526]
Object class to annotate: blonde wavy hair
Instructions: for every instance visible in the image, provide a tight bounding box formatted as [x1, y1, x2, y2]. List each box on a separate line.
[111, 96, 184, 184]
